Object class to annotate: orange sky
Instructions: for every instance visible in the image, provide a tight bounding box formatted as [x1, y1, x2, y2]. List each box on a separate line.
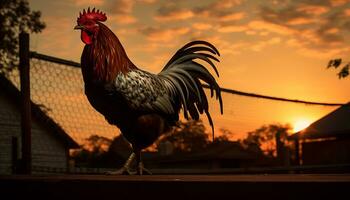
[28, 0, 350, 141]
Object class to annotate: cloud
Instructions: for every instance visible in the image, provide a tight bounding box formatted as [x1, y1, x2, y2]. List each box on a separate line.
[217, 12, 245, 22]
[73, 0, 104, 6]
[194, 9, 246, 22]
[153, 0, 245, 23]
[287, 39, 350, 58]
[193, 0, 245, 22]
[296, 5, 329, 15]
[344, 8, 350, 16]
[154, 3, 244, 22]
[197, 35, 250, 56]
[192, 23, 213, 31]
[105, 0, 137, 24]
[207, 0, 243, 10]
[103, 0, 158, 24]
[109, 14, 137, 24]
[108, 0, 134, 14]
[258, 1, 350, 57]
[286, 17, 317, 26]
[330, 0, 350, 6]
[138, 0, 157, 3]
[250, 37, 281, 51]
[106, 0, 157, 14]
[217, 25, 247, 33]
[260, 6, 316, 26]
[288, 0, 350, 7]
[248, 20, 295, 35]
[154, 5, 194, 21]
[140, 27, 190, 42]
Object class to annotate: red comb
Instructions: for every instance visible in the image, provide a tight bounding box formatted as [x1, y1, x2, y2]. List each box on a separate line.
[77, 7, 107, 23]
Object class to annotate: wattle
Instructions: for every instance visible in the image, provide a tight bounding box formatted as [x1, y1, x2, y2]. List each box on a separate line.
[81, 31, 93, 45]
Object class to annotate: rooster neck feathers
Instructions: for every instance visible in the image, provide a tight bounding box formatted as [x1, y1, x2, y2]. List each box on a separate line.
[82, 22, 136, 83]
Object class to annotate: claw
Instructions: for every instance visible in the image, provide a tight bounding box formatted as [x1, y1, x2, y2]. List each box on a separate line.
[105, 167, 136, 175]
[105, 152, 136, 175]
[137, 162, 152, 175]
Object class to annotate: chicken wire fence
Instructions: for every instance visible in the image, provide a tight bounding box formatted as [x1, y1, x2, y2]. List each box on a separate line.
[5, 52, 339, 144]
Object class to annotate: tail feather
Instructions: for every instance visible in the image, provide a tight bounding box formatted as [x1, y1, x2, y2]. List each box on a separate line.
[188, 101, 200, 120]
[162, 75, 189, 119]
[194, 78, 208, 114]
[186, 61, 222, 107]
[198, 53, 220, 62]
[167, 54, 219, 77]
[158, 40, 223, 140]
[205, 109, 215, 140]
[177, 40, 220, 56]
[170, 68, 202, 103]
[163, 41, 220, 72]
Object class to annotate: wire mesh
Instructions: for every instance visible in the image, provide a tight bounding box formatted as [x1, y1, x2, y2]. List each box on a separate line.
[206, 92, 336, 140]
[5, 54, 338, 144]
[6, 57, 118, 143]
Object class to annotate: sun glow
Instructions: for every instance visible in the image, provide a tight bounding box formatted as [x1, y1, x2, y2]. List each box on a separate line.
[293, 119, 312, 133]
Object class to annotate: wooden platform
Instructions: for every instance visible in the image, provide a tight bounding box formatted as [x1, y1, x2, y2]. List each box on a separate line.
[1, 174, 349, 200]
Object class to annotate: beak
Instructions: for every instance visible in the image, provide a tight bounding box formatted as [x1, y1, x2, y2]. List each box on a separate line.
[74, 25, 84, 30]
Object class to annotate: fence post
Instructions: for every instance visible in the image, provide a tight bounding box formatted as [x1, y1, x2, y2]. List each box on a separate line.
[294, 136, 300, 166]
[19, 32, 31, 174]
[11, 136, 19, 174]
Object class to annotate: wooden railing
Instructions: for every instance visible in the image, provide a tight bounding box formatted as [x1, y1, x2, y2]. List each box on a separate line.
[29, 164, 350, 175]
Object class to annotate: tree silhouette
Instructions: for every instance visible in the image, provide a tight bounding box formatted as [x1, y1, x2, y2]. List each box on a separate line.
[240, 123, 291, 157]
[81, 135, 112, 153]
[157, 120, 209, 153]
[327, 58, 349, 79]
[71, 135, 112, 167]
[73, 121, 234, 167]
[0, 0, 45, 73]
[72, 134, 133, 168]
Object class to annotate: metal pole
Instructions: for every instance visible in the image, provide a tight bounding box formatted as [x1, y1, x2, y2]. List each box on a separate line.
[295, 137, 300, 166]
[19, 32, 31, 174]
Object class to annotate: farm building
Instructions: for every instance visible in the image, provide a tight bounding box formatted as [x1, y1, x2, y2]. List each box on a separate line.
[289, 103, 350, 166]
[0, 75, 79, 174]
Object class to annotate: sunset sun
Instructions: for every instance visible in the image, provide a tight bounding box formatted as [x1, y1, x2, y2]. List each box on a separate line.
[293, 119, 312, 133]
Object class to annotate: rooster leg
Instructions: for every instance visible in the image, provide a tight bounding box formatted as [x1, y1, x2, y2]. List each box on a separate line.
[106, 153, 136, 175]
[135, 150, 152, 175]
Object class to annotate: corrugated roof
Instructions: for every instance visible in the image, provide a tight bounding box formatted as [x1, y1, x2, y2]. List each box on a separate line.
[289, 103, 350, 140]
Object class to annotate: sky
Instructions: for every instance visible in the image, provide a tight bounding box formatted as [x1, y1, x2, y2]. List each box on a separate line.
[28, 0, 350, 140]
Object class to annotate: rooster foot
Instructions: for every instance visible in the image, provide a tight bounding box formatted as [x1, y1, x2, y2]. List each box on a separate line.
[105, 167, 136, 175]
[105, 153, 136, 175]
[137, 162, 152, 175]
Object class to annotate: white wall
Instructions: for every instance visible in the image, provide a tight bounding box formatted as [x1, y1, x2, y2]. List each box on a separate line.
[0, 91, 68, 174]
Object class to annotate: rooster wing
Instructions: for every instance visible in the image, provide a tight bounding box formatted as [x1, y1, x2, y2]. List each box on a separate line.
[114, 69, 175, 115]
[113, 41, 223, 137]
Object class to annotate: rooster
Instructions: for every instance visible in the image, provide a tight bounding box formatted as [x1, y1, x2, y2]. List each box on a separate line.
[74, 8, 223, 175]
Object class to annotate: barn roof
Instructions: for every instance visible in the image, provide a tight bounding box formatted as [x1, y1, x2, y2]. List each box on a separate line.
[0, 74, 79, 148]
[289, 103, 350, 140]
